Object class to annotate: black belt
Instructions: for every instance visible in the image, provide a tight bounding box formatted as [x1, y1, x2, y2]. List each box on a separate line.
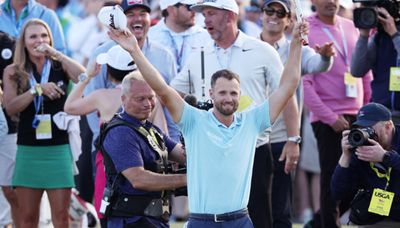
[189, 208, 248, 223]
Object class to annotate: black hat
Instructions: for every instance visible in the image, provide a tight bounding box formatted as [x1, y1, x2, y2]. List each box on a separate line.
[263, 0, 291, 13]
[353, 103, 391, 127]
[120, 0, 151, 13]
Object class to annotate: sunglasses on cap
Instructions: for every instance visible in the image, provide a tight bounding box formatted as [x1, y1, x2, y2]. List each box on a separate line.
[263, 7, 287, 18]
[174, 3, 193, 11]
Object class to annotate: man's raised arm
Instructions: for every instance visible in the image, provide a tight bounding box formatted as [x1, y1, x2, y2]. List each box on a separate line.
[108, 29, 184, 123]
[269, 21, 307, 124]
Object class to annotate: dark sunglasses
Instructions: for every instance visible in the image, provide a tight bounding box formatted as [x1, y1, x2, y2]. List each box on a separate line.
[263, 7, 287, 18]
[174, 3, 193, 11]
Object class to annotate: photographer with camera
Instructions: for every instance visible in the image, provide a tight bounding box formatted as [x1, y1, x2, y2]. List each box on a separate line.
[331, 102, 400, 227]
[99, 72, 187, 228]
[351, 1, 400, 138]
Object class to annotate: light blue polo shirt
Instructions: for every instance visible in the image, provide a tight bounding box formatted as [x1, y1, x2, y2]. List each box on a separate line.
[0, 0, 66, 53]
[178, 101, 270, 214]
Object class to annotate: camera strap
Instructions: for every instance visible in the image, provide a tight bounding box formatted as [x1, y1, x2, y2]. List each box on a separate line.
[368, 163, 395, 216]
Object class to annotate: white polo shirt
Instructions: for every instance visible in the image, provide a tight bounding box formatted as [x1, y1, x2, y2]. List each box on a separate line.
[171, 31, 283, 146]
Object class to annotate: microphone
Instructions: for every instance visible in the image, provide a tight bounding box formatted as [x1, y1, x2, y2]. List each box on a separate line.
[184, 94, 198, 107]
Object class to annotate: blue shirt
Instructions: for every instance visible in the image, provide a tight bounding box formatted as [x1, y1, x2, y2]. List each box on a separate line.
[103, 112, 177, 196]
[178, 101, 270, 214]
[85, 39, 180, 149]
[104, 113, 175, 228]
[331, 125, 400, 221]
[0, 0, 66, 53]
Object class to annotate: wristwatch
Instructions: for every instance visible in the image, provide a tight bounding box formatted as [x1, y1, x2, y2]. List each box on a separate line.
[29, 86, 37, 96]
[382, 151, 393, 168]
[78, 73, 88, 83]
[288, 136, 302, 144]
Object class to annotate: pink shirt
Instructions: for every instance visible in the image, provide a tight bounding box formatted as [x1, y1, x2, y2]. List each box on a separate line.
[303, 14, 372, 125]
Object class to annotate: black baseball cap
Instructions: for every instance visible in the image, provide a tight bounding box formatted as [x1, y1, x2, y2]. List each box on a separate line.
[120, 0, 151, 13]
[263, 0, 291, 13]
[353, 103, 391, 127]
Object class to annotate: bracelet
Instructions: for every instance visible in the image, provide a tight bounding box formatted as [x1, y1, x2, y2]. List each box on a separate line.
[54, 51, 64, 62]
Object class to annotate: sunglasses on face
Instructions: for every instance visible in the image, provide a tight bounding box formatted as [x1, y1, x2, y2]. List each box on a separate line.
[174, 3, 193, 11]
[263, 7, 287, 18]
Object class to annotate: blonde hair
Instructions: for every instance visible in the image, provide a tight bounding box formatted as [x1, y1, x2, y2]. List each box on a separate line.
[12, 19, 54, 94]
[121, 71, 146, 95]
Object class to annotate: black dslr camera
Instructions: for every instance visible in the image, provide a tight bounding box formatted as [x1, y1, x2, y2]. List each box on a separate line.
[352, 0, 400, 29]
[348, 127, 377, 147]
[184, 94, 213, 111]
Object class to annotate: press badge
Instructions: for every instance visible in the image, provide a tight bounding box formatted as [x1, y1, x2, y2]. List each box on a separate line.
[344, 72, 357, 98]
[389, 67, 400, 91]
[368, 188, 394, 216]
[35, 114, 52, 140]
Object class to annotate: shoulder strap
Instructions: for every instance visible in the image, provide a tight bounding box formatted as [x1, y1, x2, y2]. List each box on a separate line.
[99, 115, 169, 177]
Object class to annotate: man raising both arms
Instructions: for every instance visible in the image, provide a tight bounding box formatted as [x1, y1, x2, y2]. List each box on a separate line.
[108, 18, 307, 228]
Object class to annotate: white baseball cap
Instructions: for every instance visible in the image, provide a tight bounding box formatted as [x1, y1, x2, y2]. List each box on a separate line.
[159, 0, 197, 11]
[191, 0, 239, 14]
[98, 5, 127, 30]
[96, 45, 137, 71]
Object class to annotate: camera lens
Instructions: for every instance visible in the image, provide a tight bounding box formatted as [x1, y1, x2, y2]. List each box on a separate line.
[353, 7, 378, 29]
[361, 9, 377, 25]
[348, 129, 369, 147]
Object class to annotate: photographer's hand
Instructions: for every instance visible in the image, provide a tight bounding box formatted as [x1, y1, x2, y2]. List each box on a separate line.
[355, 138, 386, 163]
[377, 7, 397, 36]
[339, 130, 352, 168]
[331, 115, 349, 133]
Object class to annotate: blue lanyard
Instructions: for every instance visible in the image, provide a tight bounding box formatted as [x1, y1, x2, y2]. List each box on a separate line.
[29, 59, 51, 128]
[10, 4, 29, 36]
[322, 23, 349, 66]
[168, 32, 186, 72]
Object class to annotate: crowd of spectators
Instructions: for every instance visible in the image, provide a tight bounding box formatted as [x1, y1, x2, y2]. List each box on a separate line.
[0, 0, 399, 227]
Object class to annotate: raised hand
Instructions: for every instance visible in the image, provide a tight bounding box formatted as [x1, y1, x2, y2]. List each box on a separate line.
[35, 43, 59, 59]
[107, 27, 138, 53]
[315, 42, 336, 58]
[377, 7, 397, 36]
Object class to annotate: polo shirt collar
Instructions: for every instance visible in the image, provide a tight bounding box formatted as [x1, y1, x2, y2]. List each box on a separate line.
[212, 30, 246, 51]
[120, 112, 151, 128]
[209, 110, 241, 129]
[4, 0, 34, 14]
[274, 36, 287, 50]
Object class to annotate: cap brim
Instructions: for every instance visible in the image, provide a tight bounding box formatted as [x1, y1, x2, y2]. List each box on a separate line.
[352, 119, 378, 127]
[96, 53, 109, 65]
[181, 0, 197, 5]
[191, 2, 236, 13]
[123, 4, 151, 13]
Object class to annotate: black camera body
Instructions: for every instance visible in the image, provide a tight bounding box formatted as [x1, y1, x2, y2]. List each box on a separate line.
[352, 0, 400, 29]
[196, 100, 214, 111]
[348, 127, 377, 147]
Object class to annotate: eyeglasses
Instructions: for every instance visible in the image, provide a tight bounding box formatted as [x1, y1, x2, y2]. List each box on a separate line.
[174, 3, 193, 11]
[263, 7, 287, 19]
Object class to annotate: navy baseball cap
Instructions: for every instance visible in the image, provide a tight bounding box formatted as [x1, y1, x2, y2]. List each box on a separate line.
[120, 0, 151, 13]
[263, 0, 291, 13]
[353, 103, 391, 127]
